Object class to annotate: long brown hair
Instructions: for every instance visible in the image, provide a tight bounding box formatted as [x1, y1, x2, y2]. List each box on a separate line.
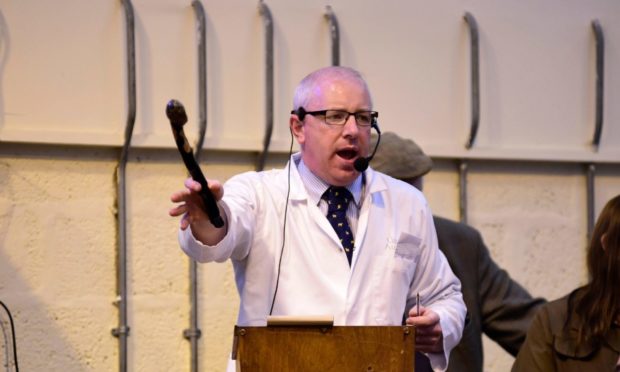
[573, 194, 620, 345]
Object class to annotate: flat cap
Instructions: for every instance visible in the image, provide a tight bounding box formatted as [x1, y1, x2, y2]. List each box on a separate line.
[370, 131, 433, 180]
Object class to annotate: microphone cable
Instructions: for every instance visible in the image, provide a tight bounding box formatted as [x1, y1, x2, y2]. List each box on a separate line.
[0, 300, 19, 372]
[268, 120, 379, 315]
[268, 129, 295, 316]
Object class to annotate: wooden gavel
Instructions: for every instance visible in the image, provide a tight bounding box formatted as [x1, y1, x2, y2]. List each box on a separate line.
[166, 99, 225, 228]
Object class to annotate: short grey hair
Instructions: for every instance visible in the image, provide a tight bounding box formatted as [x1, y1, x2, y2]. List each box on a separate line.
[292, 66, 373, 110]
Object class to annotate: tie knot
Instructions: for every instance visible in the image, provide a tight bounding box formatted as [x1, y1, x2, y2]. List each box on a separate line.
[323, 187, 352, 212]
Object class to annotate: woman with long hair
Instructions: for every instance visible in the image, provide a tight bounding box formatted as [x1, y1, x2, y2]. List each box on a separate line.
[512, 194, 620, 371]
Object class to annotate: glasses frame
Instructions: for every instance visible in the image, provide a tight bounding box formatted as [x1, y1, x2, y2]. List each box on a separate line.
[291, 107, 378, 127]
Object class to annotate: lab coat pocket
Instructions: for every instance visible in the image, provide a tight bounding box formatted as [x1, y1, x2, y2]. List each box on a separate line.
[370, 233, 422, 324]
[390, 232, 422, 274]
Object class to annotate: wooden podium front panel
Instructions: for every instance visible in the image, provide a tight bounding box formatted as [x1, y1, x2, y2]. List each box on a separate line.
[233, 326, 415, 371]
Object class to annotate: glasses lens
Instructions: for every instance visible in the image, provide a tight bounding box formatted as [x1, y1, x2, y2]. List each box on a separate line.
[355, 112, 373, 126]
[324, 110, 349, 125]
[322, 110, 375, 126]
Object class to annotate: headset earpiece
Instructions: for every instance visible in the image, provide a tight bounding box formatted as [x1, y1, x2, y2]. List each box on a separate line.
[291, 107, 307, 121]
[372, 119, 380, 133]
[371, 112, 379, 128]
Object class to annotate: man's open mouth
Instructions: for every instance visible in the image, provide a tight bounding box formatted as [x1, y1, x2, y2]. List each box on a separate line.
[336, 149, 358, 160]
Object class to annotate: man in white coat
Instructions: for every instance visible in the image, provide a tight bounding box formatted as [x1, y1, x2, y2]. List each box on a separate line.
[169, 66, 465, 371]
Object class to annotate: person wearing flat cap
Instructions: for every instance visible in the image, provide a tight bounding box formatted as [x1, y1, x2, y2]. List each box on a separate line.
[371, 131, 546, 372]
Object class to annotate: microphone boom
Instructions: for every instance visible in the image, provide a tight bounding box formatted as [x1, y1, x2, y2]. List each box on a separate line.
[354, 122, 381, 172]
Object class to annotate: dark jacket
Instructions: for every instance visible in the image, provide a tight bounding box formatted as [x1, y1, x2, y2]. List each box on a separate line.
[433, 216, 546, 372]
[512, 288, 620, 372]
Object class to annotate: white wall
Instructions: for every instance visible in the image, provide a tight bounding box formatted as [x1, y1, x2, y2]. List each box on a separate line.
[2, 0, 619, 160]
[1, 0, 619, 371]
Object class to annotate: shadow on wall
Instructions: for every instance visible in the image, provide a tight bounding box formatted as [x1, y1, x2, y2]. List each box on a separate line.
[0, 248, 94, 370]
[0, 147, 118, 371]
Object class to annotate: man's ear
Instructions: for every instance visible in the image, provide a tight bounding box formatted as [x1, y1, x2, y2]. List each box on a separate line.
[290, 116, 304, 142]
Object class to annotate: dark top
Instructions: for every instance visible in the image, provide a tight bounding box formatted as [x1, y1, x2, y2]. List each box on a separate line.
[512, 288, 620, 372]
[433, 216, 546, 372]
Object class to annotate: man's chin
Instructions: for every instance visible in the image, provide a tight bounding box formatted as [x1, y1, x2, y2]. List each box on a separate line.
[329, 167, 359, 186]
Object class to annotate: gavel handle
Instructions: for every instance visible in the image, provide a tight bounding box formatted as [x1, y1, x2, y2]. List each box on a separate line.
[171, 126, 225, 228]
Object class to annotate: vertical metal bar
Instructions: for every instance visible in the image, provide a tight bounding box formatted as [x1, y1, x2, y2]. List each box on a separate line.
[586, 164, 596, 242]
[112, 1, 136, 371]
[183, 2, 207, 372]
[324, 5, 340, 66]
[464, 12, 480, 150]
[458, 160, 468, 224]
[256, 1, 274, 172]
[459, 12, 479, 226]
[193, 1, 207, 163]
[591, 20, 604, 151]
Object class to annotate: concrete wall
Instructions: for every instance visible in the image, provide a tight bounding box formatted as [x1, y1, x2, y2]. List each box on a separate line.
[1, 144, 618, 371]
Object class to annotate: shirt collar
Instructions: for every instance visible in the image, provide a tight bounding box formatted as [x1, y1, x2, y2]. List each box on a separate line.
[296, 157, 364, 207]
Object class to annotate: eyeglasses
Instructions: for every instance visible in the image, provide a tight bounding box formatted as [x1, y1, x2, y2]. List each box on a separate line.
[292, 107, 378, 127]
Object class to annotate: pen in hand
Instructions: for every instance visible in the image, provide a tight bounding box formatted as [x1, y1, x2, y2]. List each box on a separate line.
[416, 292, 420, 316]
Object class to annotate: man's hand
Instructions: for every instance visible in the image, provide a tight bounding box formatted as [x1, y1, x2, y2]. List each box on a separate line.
[405, 305, 444, 353]
[169, 177, 226, 245]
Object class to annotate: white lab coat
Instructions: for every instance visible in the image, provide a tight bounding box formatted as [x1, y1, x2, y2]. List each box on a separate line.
[179, 153, 465, 371]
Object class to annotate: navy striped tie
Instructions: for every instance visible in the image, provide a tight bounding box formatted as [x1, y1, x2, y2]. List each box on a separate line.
[322, 187, 354, 265]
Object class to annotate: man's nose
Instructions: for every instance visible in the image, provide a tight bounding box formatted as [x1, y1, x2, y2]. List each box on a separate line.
[342, 114, 360, 135]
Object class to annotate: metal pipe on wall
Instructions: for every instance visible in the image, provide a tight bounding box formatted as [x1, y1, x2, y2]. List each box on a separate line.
[193, 1, 208, 164]
[586, 164, 596, 242]
[586, 20, 605, 241]
[591, 19, 604, 152]
[460, 12, 480, 224]
[183, 2, 207, 372]
[464, 12, 480, 151]
[111, 1, 136, 371]
[324, 5, 340, 66]
[256, 0, 274, 172]
[459, 161, 469, 225]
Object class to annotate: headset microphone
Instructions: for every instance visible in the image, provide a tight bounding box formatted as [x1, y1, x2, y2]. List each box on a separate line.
[354, 122, 381, 172]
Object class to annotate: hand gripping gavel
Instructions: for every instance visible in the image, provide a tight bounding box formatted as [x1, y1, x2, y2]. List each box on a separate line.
[166, 99, 225, 228]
